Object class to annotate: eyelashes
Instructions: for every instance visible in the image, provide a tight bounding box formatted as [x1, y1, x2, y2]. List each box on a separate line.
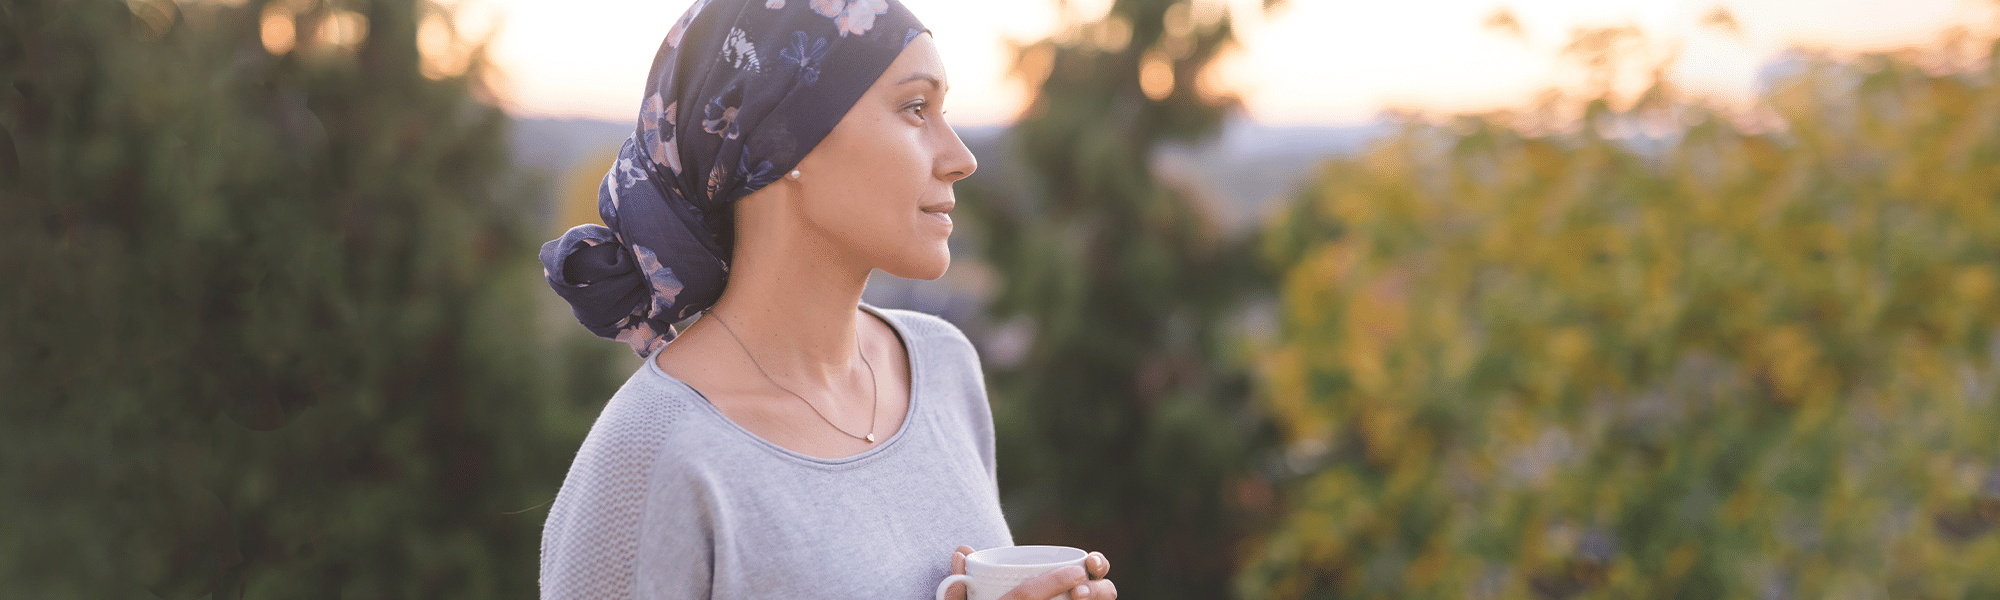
[901, 99, 947, 122]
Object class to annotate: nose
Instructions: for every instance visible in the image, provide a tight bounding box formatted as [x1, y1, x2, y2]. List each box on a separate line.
[935, 123, 977, 183]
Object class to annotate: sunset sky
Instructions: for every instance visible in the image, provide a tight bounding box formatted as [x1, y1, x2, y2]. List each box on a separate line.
[459, 0, 2000, 126]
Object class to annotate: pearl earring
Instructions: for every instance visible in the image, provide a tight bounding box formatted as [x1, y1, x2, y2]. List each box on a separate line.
[787, 169, 801, 180]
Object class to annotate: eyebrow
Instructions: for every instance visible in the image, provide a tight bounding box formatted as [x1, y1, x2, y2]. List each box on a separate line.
[896, 72, 947, 92]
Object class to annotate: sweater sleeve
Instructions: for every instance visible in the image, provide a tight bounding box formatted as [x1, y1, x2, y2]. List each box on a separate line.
[541, 381, 711, 600]
[633, 451, 715, 599]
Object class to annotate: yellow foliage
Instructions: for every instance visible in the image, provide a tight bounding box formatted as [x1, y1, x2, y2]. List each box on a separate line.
[1262, 347, 1329, 443]
[1243, 34, 2000, 598]
[1752, 325, 1821, 405]
[1662, 542, 1698, 585]
[1952, 265, 1995, 310]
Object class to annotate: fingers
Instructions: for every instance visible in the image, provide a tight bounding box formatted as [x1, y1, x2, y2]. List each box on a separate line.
[1000, 565, 1090, 600]
[1078, 578, 1116, 599]
[1076, 552, 1114, 599]
[1064, 575, 1117, 600]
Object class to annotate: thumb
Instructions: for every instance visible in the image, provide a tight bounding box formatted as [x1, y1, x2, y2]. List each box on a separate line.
[953, 546, 974, 575]
[943, 546, 974, 600]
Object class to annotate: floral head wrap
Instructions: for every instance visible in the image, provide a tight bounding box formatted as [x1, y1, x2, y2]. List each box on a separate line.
[539, 0, 926, 357]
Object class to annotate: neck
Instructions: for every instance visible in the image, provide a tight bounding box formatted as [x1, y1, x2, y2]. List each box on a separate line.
[699, 219, 872, 386]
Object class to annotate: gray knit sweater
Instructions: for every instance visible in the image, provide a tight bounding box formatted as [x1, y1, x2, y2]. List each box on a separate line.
[539, 307, 1015, 599]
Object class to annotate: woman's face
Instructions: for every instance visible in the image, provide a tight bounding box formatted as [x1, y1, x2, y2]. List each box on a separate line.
[786, 33, 975, 281]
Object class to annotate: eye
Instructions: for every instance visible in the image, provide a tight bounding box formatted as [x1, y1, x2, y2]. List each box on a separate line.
[902, 99, 930, 121]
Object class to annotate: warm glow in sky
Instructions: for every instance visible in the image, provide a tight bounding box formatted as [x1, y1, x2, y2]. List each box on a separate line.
[460, 0, 1999, 126]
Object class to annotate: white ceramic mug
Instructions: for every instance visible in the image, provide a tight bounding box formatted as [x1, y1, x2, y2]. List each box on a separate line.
[934, 545, 1087, 600]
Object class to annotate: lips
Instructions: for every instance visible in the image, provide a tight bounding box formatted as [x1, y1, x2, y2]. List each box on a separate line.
[921, 200, 955, 227]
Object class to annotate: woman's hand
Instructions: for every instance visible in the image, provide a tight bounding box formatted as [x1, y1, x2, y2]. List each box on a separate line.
[942, 545, 1116, 600]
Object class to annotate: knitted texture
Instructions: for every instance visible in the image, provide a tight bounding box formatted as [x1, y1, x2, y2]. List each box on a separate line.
[539, 366, 689, 600]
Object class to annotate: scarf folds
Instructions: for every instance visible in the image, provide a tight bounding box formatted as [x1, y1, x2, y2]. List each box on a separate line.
[540, 0, 926, 357]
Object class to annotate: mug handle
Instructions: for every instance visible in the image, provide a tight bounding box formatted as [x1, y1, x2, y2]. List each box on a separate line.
[935, 574, 973, 600]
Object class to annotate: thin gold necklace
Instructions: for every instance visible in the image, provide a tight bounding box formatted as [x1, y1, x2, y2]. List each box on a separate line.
[703, 309, 881, 443]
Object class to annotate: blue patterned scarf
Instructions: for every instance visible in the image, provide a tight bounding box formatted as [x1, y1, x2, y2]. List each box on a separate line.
[539, 0, 926, 357]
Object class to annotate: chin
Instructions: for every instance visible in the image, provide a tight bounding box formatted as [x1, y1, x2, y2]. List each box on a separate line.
[881, 249, 951, 281]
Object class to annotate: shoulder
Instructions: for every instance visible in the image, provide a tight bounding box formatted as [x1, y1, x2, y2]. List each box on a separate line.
[542, 361, 712, 598]
[869, 307, 1001, 476]
[871, 307, 974, 351]
[870, 304, 992, 407]
[585, 362, 707, 459]
[549, 362, 712, 518]
[871, 306, 985, 375]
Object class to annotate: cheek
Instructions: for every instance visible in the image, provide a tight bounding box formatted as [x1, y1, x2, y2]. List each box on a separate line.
[794, 121, 936, 233]
[832, 136, 930, 206]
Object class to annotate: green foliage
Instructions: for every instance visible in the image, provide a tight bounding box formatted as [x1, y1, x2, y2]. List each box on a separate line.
[0, 0, 605, 597]
[1243, 40, 2000, 598]
[961, 0, 1281, 597]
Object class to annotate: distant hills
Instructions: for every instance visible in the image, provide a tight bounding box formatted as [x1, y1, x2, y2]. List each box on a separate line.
[508, 117, 630, 177]
[1153, 121, 1382, 232]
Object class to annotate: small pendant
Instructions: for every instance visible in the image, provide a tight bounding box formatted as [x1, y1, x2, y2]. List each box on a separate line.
[865, 433, 877, 443]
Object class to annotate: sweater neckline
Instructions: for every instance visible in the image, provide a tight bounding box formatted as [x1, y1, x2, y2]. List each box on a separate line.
[644, 303, 923, 467]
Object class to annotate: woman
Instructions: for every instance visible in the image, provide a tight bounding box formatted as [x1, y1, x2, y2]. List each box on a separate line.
[535, 0, 1117, 598]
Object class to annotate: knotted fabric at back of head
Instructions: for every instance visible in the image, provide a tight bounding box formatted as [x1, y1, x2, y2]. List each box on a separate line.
[539, 0, 926, 357]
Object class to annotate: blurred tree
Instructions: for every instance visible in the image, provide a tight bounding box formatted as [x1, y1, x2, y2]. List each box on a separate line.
[1240, 29, 2000, 600]
[0, 0, 605, 597]
[958, 0, 1283, 597]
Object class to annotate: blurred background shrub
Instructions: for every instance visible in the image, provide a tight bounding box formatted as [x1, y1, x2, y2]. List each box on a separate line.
[1240, 32, 2000, 600]
[0, 0, 614, 597]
